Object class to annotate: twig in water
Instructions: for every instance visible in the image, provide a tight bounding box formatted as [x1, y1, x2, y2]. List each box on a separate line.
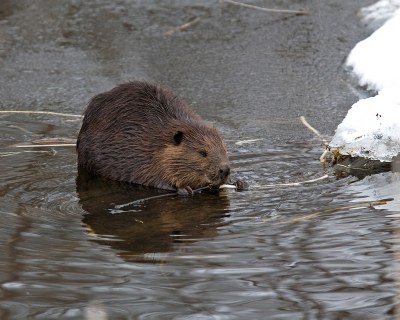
[299, 116, 337, 166]
[14, 137, 78, 148]
[0, 150, 57, 157]
[113, 186, 212, 211]
[0, 110, 83, 118]
[222, 0, 309, 15]
[280, 200, 389, 224]
[7, 124, 33, 134]
[299, 116, 328, 145]
[14, 144, 76, 148]
[259, 174, 329, 188]
[235, 139, 262, 146]
[164, 17, 201, 37]
[31, 138, 76, 145]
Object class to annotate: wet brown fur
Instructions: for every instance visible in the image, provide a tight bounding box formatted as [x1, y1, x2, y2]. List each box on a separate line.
[77, 81, 230, 192]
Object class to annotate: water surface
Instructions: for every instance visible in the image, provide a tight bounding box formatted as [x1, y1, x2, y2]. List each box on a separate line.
[1, 0, 399, 319]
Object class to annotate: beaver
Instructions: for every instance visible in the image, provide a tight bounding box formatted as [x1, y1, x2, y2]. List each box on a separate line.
[76, 81, 231, 195]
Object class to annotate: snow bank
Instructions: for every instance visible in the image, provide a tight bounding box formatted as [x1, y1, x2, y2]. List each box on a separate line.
[329, 0, 400, 162]
[360, 0, 400, 29]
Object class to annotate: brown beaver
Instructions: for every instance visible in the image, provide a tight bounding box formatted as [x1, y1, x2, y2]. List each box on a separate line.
[77, 81, 231, 195]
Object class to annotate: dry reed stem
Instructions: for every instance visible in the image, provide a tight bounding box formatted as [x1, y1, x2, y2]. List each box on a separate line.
[299, 116, 328, 145]
[164, 17, 201, 37]
[1, 150, 56, 157]
[0, 110, 83, 118]
[32, 138, 77, 144]
[259, 174, 329, 188]
[222, 0, 309, 15]
[15, 144, 76, 148]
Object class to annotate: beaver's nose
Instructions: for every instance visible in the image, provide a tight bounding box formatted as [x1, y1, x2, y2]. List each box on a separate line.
[219, 165, 230, 178]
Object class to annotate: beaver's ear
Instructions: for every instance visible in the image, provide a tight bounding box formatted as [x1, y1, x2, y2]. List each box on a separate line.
[173, 131, 184, 145]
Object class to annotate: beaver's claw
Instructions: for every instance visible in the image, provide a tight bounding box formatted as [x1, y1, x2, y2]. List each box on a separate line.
[177, 186, 194, 196]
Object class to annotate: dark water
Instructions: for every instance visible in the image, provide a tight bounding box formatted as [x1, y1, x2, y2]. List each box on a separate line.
[1, 0, 400, 319]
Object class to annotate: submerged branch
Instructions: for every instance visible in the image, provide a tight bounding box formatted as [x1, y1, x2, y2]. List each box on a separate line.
[281, 199, 390, 224]
[112, 186, 212, 211]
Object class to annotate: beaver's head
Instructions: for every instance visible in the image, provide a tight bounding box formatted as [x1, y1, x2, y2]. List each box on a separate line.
[157, 122, 230, 192]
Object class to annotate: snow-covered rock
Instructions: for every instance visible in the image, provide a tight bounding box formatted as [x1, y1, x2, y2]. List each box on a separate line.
[329, 0, 400, 162]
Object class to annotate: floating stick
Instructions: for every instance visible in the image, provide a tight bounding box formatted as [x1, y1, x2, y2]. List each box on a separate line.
[259, 174, 329, 188]
[164, 17, 201, 37]
[15, 144, 76, 148]
[0, 110, 83, 118]
[222, 0, 309, 15]
[299, 116, 328, 145]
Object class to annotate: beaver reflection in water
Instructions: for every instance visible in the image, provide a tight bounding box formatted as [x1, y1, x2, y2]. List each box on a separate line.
[77, 81, 231, 195]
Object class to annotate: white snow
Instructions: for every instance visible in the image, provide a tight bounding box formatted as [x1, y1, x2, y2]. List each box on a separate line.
[329, 0, 400, 162]
[360, 0, 400, 29]
[330, 89, 400, 160]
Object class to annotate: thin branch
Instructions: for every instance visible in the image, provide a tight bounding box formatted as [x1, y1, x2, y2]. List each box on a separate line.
[235, 139, 262, 146]
[299, 116, 333, 166]
[32, 138, 77, 144]
[259, 174, 329, 188]
[164, 17, 202, 37]
[299, 116, 329, 145]
[12, 137, 77, 148]
[15, 144, 76, 148]
[112, 186, 212, 211]
[0, 150, 56, 157]
[0, 110, 83, 118]
[222, 0, 309, 15]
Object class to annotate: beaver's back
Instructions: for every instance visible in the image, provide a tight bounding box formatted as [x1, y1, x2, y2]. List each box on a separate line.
[80, 82, 201, 132]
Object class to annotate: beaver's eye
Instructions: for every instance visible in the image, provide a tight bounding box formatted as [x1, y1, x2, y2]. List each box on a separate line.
[199, 150, 208, 157]
[173, 131, 184, 145]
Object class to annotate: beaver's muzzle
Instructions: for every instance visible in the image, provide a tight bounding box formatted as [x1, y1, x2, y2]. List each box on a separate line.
[219, 165, 231, 182]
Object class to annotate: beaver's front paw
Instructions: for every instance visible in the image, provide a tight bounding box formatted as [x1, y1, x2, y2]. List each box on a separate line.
[233, 179, 249, 191]
[177, 186, 194, 196]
